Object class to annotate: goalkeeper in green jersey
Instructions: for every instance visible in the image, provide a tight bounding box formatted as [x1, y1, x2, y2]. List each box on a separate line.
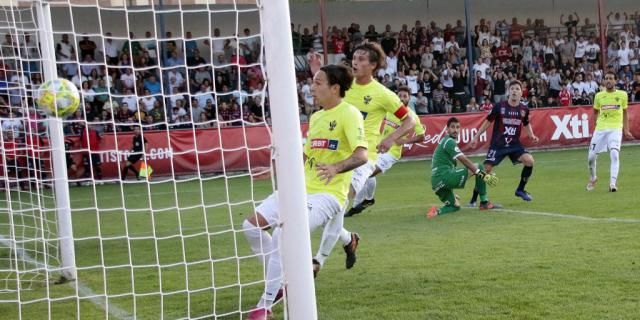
[428, 117, 500, 218]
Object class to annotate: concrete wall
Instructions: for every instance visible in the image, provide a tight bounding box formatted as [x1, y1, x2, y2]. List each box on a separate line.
[47, 0, 638, 38]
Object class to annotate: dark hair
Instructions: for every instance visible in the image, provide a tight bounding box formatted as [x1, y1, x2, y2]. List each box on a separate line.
[604, 71, 617, 79]
[320, 64, 354, 97]
[353, 42, 387, 71]
[397, 85, 411, 94]
[509, 80, 523, 89]
[447, 117, 460, 127]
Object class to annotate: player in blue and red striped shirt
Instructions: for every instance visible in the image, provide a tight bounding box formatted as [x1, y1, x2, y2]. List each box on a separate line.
[469, 80, 540, 203]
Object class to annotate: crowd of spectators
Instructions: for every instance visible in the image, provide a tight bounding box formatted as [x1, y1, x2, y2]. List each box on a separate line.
[0, 27, 267, 136]
[294, 11, 640, 117]
[1, 11, 640, 141]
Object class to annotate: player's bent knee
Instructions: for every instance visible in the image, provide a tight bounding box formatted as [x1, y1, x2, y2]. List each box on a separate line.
[521, 155, 534, 167]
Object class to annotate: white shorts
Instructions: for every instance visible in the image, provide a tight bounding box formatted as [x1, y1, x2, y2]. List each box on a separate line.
[589, 129, 622, 154]
[376, 153, 399, 174]
[351, 161, 376, 195]
[255, 192, 342, 231]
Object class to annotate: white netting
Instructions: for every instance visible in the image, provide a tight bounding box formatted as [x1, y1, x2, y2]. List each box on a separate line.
[0, 1, 298, 319]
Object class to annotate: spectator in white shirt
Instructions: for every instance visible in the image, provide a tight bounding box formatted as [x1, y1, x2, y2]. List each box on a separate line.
[139, 90, 156, 112]
[574, 36, 588, 60]
[121, 89, 138, 112]
[472, 58, 490, 80]
[618, 41, 632, 67]
[385, 50, 398, 77]
[120, 68, 136, 90]
[104, 32, 119, 65]
[584, 73, 599, 95]
[195, 84, 215, 108]
[431, 31, 444, 60]
[570, 74, 586, 95]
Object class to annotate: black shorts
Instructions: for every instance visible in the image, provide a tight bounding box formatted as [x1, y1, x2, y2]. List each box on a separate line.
[66, 154, 74, 168]
[83, 153, 101, 166]
[127, 154, 143, 164]
[484, 144, 528, 166]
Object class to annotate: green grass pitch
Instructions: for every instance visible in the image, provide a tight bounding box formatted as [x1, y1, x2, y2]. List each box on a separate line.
[1, 146, 639, 319]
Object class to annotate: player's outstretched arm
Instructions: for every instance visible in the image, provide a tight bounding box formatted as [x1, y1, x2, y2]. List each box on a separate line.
[378, 115, 416, 153]
[395, 133, 425, 146]
[316, 146, 367, 185]
[469, 119, 492, 148]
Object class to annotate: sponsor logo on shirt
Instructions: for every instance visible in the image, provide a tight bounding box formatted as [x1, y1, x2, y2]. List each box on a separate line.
[311, 139, 339, 150]
[601, 104, 620, 110]
[329, 120, 337, 131]
[360, 111, 369, 119]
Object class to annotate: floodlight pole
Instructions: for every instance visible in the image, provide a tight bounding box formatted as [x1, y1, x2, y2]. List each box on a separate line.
[464, 0, 474, 97]
[597, 0, 607, 68]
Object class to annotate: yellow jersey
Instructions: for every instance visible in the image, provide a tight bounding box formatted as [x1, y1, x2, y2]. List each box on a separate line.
[593, 89, 628, 131]
[344, 78, 407, 161]
[304, 101, 367, 204]
[381, 110, 425, 159]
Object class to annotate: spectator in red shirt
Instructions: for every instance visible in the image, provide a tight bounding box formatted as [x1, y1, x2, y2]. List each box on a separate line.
[558, 86, 572, 106]
[473, 70, 488, 102]
[496, 42, 513, 63]
[509, 17, 524, 46]
[331, 31, 347, 64]
[479, 98, 493, 112]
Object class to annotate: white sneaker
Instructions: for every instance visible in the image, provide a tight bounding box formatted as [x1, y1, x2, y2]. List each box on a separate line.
[609, 184, 618, 192]
[586, 178, 597, 191]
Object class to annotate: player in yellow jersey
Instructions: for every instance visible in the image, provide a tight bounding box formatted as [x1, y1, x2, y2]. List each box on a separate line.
[586, 71, 634, 192]
[346, 86, 426, 216]
[315, 43, 416, 274]
[245, 65, 367, 320]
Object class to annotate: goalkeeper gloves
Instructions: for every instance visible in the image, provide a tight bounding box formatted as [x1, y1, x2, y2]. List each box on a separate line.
[476, 169, 498, 187]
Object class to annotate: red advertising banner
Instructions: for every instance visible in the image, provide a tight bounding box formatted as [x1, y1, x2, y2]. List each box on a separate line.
[3, 105, 636, 179]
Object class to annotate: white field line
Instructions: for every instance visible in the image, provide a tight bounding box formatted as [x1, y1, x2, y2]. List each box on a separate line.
[378, 204, 640, 224]
[0, 236, 133, 320]
[490, 207, 640, 223]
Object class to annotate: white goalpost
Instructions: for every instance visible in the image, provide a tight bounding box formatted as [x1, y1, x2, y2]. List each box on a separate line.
[0, 0, 316, 319]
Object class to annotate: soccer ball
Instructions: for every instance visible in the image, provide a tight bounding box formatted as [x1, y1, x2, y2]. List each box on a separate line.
[36, 78, 80, 118]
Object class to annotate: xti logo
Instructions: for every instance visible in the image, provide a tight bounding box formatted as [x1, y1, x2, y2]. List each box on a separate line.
[503, 126, 517, 136]
[551, 113, 590, 140]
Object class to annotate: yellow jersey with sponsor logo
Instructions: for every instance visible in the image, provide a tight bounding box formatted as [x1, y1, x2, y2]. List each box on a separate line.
[381, 110, 425, 159]
[304, 101, 367, 204]
[344, 78, 407, 161]
[593, 89, 628, 131]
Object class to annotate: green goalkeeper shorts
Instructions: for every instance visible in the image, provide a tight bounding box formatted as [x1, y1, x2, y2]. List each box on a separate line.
[431, 168, 469, 193]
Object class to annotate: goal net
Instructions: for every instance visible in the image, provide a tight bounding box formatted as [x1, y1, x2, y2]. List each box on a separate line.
[0, 0, 315, 319]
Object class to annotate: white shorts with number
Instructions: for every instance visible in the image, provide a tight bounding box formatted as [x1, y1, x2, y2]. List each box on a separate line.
[376, 153, 399, 174]
[255, 192, 342, 231]
[351, 161, 376, 195]
[589, 129, 622, 154]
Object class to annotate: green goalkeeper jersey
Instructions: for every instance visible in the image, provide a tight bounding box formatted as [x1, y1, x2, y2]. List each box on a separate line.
[431, 135, 464, 177]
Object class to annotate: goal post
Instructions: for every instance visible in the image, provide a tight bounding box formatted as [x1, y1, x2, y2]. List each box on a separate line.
[262, 0, 318, 319]
[35, 0, 77, 283]
[0, 0, 317, 319]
